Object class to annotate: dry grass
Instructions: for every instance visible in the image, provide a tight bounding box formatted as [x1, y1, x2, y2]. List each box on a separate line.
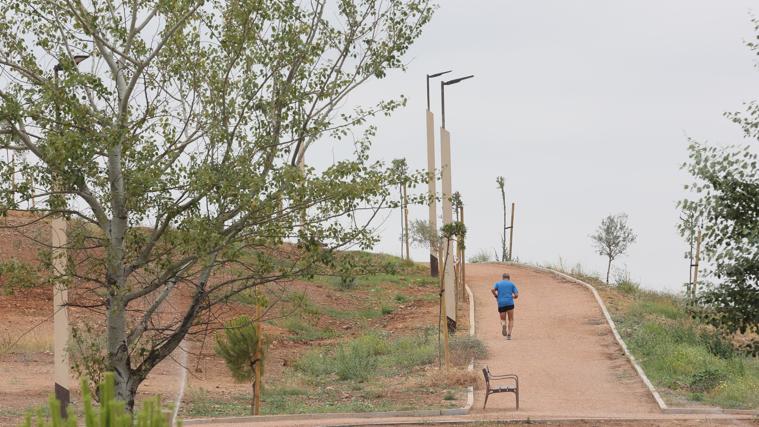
[0, 329, 52, 355]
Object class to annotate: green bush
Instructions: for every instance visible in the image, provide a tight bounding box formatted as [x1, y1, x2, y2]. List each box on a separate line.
[0, 259, 39, 294]
[294, 350, 333, 377]
[334, 341, 378, 382]
[689, 367, 727, 393]
[280, 318, 334, 341]
[387, 332, 436, 371]
[394, 294, 408, 303]
[24, 372, 174, 427]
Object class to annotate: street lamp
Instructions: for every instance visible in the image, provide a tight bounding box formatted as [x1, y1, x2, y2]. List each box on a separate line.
[424, 70, 451, 278]
[440, 75, 473, 129]
[438, 74, 473, 334]
[52, 53, 89, 418]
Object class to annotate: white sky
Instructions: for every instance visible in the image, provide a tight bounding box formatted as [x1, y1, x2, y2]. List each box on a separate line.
[314, 1, 759, 292]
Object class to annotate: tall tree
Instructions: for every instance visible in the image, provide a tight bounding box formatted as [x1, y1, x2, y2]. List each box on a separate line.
[0, 0, 432, 408]
[678, 19, 759, 351]
[590, 214, 636, 284]
[496, 176, 507, 262]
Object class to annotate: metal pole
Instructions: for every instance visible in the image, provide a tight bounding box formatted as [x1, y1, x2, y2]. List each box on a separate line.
[692, 229, 702, 299]
[508, 202, 515, 261]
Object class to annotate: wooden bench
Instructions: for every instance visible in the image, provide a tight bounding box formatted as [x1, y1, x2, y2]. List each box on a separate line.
[482, 366, 519, 409]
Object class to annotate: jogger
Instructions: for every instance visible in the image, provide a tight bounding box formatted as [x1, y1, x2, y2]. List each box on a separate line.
[491, 273, 519, 339]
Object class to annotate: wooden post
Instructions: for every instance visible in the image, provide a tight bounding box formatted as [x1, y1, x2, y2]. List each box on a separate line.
[253, 298, 262, 415]
[399, 184, 404, 259]
[403, 183, 410, 260]
[439, 245, 450, 370]
[692, 229, 702, 299]
[459, 204, 466, 302]
[508, 202, 515, 261]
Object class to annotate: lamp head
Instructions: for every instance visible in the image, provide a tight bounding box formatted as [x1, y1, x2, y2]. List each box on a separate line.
[443, 75, 474, 86]
[427, 70, 452, 79]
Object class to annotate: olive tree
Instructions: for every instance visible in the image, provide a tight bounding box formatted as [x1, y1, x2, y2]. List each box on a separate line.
[0, 0, 432, 409]
[590, 214, 636, 284]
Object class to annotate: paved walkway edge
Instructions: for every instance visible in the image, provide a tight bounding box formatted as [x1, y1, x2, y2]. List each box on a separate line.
[517, 263, 759, 417]
[183, 283, 479, 426]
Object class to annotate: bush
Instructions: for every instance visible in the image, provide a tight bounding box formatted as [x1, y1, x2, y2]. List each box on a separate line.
[689, 367, 727, 393]
[24, 372, 174, 427]
[0, 259, 39, 294]
[468, 250, 491, 263]
[334, 341, 378, 382]
[450, 335, 487, 366]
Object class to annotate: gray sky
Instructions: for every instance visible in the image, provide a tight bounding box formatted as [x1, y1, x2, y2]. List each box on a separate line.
[330, 1, 759, 292]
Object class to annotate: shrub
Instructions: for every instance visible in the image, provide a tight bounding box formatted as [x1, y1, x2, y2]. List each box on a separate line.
[0, 259, 39, 294]
[334, 341, 378, 382]
[450, 335, 487, 366]
[280, 318, 334, 341]
[380, 305, 394, 315]
[24, 372, 174, 427]
[468, 250, 491, 263]
[294, 350, 333, 377]
[689, 367, 727, 393]
[394, 294, 408, 303]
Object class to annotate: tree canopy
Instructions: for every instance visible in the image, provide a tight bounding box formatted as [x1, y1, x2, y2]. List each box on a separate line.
[0, 0, 432, 407]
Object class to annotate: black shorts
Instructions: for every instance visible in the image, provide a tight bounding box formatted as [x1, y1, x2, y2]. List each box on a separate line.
[498, 304, 515, 313]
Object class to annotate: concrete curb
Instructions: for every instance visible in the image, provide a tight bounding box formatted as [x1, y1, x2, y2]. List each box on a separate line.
[184, 282, 479, 426]
[517, 263, 759, 417]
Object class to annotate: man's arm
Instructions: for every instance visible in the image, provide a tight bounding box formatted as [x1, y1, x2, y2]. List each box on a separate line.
[513, 284, 519, 299]
[491, 287, 498, 299]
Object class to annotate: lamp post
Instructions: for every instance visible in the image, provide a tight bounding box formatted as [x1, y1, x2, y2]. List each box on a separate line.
[425, 70, 451, 277]
[52, 54, 89, 418]
[439, 74, 473, 333]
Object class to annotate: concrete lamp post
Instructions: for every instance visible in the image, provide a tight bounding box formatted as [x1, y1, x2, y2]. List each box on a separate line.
[425, 70, 451, 277]
[52, 53, 89, 418]
[439, 74, 473, 332]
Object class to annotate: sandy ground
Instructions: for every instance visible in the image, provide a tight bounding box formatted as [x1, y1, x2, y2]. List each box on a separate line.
[468, 263, 658, 416]
[190, 263, 759, 426]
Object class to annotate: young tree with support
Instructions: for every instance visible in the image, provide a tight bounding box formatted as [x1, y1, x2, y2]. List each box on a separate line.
[590, 214, 637, 284]
[215, 315, 266, 415]
[0, 0, 433, 410]
[496, 177, 508, 262]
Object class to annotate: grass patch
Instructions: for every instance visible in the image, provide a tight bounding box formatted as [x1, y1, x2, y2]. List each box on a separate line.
[278, 318, 335, 341]
[0, 330, 52, 355]
[450, 335, 487, 366]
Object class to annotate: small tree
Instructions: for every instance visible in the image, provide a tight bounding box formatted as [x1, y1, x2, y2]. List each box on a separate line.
[590, 214, 636, 284]
[215, 316, 265, 415]
[496, 177, 507, 261]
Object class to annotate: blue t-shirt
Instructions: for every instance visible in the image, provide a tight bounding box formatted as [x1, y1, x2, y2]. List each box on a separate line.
[493, 280, 518, 307]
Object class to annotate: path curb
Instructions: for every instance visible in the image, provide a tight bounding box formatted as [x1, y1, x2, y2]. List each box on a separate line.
[183, 282, 479, 426]
[517, 263, 759, 417]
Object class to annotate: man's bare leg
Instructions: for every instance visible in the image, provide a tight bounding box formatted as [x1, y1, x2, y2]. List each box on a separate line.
[499, 311, 507, 336]
[506, 309, 515, 338]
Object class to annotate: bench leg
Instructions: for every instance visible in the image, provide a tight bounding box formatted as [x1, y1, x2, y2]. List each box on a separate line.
[483, 391, 489, 409]
[515, 389, 519, 410]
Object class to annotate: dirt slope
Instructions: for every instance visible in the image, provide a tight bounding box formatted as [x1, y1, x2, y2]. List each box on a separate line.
[468, 263, 658, 416]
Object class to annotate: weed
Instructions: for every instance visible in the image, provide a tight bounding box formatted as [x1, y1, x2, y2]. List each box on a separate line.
[394, 294, 408, 303]
[380, 305, 394, 315]
[334, 341, 378, 382]
[280, 318, 334, 341]
[689, 367, 726, 393]
[449, 335, 487, 366]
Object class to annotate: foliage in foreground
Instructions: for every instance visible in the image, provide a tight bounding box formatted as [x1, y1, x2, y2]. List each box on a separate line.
[215, 315, 266, 415]
[678, 19, 759, 350]
[0, 0, 433, 408]
[23, 373, 174, 427]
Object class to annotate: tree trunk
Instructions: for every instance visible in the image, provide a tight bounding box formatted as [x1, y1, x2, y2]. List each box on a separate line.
[106, 291, 137, 410]
[606, 257, 612, 285]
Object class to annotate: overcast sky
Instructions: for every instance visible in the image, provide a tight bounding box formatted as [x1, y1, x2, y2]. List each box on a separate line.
[326, 0, 758, 293]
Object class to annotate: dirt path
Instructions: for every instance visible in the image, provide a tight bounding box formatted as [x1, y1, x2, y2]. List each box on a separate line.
[468, 263, 658, 416]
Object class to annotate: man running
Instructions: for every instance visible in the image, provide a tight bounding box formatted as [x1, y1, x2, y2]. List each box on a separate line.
[491, 272, 519, 340]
